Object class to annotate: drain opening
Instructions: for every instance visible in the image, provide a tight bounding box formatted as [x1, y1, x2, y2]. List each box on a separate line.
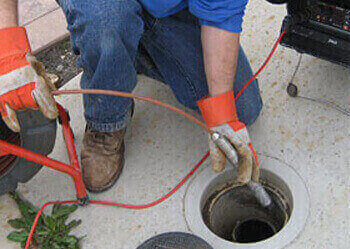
[202, 181, 292, 243]
[233, 218, 275, 243]
[0, 119, 20, 175]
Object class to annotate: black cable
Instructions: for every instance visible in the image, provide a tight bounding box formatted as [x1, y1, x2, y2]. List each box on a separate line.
[289, 54, 302, 86]
[298, 95, 350, 117]
[287, 54, 350, 117]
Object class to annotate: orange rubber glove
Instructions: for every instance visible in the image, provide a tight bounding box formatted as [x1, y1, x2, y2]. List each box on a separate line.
[0, 27, 58, 132]
[197, 91, 260, 184]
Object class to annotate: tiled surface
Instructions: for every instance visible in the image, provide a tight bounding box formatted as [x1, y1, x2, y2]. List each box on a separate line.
[1, 1, 349, 249]
[19, 0, 68, 53]
[19, 0, 59, 26]
[24, 8, 68, 53]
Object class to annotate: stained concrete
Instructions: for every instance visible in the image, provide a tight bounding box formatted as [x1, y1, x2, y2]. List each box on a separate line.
[1, 1, 349, 248]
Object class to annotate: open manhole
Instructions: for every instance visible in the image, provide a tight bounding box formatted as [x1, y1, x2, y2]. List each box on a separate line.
[202, 180, 291, 244]
[0, 119, 20, 175]
[184, 155, 309, 249]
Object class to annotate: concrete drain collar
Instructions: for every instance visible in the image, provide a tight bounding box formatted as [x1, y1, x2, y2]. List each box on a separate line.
[184, 155, 310, 249]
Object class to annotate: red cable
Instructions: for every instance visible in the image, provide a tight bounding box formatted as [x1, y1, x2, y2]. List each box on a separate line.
[25, 152, 209, 249]
[235, 30, 285, 101]
[52, 89, 211, 134]
[25, 200, 78, 249]
[24, 31, 285, 249]
[89, 151, 210, 209]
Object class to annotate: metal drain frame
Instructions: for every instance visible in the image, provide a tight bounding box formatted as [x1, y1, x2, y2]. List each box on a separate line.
[184, 155, 310, 249]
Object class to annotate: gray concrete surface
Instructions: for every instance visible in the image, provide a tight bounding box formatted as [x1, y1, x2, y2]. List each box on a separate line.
[1, 1, 349, 248]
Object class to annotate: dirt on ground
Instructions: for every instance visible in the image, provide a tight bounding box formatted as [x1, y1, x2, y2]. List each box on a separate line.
[36, 37, 82, 88]
[35, 36, 159, 89]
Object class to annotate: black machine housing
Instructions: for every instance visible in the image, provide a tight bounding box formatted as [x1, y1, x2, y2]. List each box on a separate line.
[267, 0, 350, 67]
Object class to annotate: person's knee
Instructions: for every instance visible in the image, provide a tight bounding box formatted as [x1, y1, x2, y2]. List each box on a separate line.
[172, 81, 208, 111]
[237, 86, 263, 126]
[245, 100, 263, 127]
[175, 94, 199, 111]
[62, 0, 143, 47]
[89, 0, 142, 31]
[63, 0, 143, 75]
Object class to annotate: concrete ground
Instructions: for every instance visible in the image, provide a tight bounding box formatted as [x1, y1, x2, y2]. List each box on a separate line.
[1, 1, 350, 248]
[19, 0, 68, 53]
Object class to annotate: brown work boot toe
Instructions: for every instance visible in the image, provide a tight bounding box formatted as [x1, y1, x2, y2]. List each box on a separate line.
[81, 126, 126, 193]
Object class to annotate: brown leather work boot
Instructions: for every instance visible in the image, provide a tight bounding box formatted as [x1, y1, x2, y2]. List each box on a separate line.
[81, 126, 126, 193]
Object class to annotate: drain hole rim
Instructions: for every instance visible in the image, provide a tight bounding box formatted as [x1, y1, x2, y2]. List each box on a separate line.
[202, 180, 291, 244]
[184, 155, 310, 249]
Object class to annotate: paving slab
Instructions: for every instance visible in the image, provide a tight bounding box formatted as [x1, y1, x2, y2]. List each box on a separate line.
[24, 8, 68, 54]
[1, 1, 349, 249]
[19, 0, 59, 26]
[18, 0, 68, 54]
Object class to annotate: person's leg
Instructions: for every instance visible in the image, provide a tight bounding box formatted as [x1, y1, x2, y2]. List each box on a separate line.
[56, 0, 144, 192]
[139, 10, 262, 126]
[57, 0, 143, 131]
[232, 47, 263, 126]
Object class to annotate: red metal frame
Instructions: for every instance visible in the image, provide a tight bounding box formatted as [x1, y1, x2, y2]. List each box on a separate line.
[0, 103, 88, 202]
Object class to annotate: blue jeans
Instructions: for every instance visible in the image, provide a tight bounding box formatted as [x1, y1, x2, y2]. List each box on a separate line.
[57, 0, 262, 132]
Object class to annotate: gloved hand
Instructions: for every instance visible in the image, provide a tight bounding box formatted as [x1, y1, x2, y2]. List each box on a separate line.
[0, 27, 58, 132]
[197, 91, 260, 184]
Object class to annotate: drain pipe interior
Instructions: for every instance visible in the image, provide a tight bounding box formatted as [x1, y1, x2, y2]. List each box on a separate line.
[211, 132, 272, 208]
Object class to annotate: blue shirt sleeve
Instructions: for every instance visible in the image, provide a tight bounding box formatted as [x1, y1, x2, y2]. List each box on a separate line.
[188, 0, 248, 33]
